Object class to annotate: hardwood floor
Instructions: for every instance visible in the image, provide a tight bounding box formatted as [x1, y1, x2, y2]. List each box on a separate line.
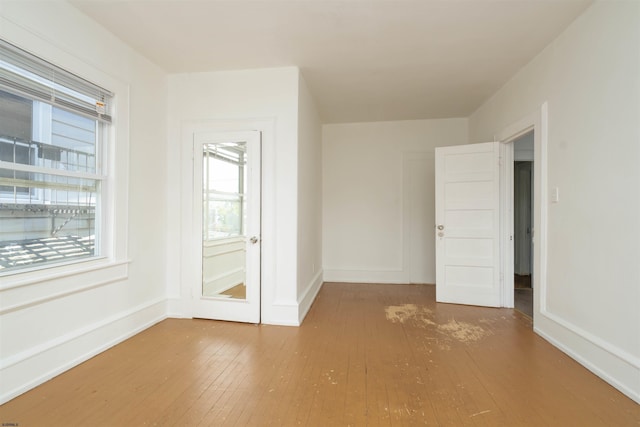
[1, 283, 638, 426]
[219, 283, 247, 299]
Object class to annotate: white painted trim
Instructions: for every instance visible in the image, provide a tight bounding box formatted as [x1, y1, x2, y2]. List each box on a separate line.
[537, 102, 549, 316]
[539, 312, 640, 370]
[0, 258, 128, 290]
[188, 126, 264, 323]
[0, 274, 128, 315]
[265, 272, 324, 327]
[166, 298, 190, 319]
[323, 268, 405, 284]
[0, 261, 129, 312]
[499, 141, 514, 308]
[0, 298, 167, 404]
[496, 104, 546, 313]
[297, 269, 323, 324]
[534, 325, 640, 404]
[265, 300, 300, 326]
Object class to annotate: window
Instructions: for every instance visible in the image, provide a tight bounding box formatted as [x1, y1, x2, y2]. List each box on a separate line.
[202, 142, 246, 240]
[0, 39, 112, 273]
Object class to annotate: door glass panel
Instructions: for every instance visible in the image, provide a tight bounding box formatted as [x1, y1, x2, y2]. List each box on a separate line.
[202, 141, 247, 300]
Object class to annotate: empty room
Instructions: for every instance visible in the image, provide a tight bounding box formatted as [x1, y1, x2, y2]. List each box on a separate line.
[0, 0, 638, 425]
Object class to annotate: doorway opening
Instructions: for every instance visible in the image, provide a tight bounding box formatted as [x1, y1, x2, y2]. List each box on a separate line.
[512, 131, 534, 318]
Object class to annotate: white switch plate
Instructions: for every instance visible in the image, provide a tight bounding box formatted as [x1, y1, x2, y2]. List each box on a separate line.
[551, 187, 560, 203]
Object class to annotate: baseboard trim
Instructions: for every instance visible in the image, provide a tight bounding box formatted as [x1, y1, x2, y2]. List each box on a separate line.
[540, 308, 640, 370]
[0, 298, 167, 405]
[263, 300, 300, 326]
[535, 318, 640, 404]
[323, 269, 405, 284]
[167, 297, 190, 318]
[297, 270, 323, 324]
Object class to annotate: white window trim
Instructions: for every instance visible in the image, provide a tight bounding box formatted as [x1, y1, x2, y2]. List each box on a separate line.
[0, 34, 130, 292]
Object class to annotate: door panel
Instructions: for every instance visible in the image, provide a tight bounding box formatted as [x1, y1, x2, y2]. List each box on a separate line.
[192, 131, 261, 323]
[435, 142, 501, 307]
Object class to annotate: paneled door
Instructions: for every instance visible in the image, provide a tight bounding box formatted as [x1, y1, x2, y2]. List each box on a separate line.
[435, 142, 501, 307]
[192, 131, 261, 323]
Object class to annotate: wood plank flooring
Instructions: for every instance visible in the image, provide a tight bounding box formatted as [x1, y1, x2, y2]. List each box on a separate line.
[1, 283, 638, 426]
[220, 283, 247, 299]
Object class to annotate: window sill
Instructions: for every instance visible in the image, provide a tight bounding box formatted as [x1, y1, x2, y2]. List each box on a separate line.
[0, 257, 129, 292]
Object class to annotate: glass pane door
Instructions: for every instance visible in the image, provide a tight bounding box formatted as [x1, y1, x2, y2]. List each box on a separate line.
[192, 130, 261, 323]
[202, 141, 247, 299]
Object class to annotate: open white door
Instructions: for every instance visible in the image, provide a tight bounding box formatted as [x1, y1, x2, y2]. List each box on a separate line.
[435, 142, 501, 307]
[192, 130, 261, 323]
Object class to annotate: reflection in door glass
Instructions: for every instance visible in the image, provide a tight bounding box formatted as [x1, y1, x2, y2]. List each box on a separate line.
[202, 142, 247, 300]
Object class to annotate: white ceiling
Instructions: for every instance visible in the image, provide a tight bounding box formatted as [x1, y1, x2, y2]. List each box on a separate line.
[70, 0, 592, 123]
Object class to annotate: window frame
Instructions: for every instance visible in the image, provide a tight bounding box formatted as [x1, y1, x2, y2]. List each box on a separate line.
[0, 37, 124, 280]
[202, 143, 246, 241]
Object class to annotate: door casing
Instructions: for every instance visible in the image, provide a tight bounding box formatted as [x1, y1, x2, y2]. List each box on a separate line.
[435, 103, 547, 314]
[178, 118, 276, 323]
[497, 103, 548, 316]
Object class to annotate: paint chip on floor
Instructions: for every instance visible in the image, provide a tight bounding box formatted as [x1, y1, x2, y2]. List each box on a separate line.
[437, 319, 489, 342]
[385, 304, 491, 343]
[384, 304, 435, 326]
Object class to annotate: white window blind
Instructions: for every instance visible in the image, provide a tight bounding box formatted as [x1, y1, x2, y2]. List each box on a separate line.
[0, 38, 113, 124]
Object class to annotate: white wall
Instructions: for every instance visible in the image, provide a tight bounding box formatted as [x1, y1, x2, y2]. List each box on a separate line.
[323, 118, 468, 284]
[0, 2, 168, 404]
[296, 74, 324, 322]
[469, 2, 640, 402]
[166, 67, 305, 325]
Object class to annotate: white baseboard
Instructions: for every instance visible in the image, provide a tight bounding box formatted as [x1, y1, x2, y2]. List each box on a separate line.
[298, 270, 323, 324]
[261, 270, 324, 326]
[263, 300, 300, 326]
[0, 298, 167, 405]
[535, 313, 640, 404]
[167, 297, 190, 318]
[323, 268, 405, 284]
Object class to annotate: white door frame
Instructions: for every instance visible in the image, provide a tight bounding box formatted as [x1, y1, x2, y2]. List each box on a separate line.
[499, 140, 515, 308]
[193, 130, 261, 323]
[179, 118, 275, 322]
[497, 102, 549, 319]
